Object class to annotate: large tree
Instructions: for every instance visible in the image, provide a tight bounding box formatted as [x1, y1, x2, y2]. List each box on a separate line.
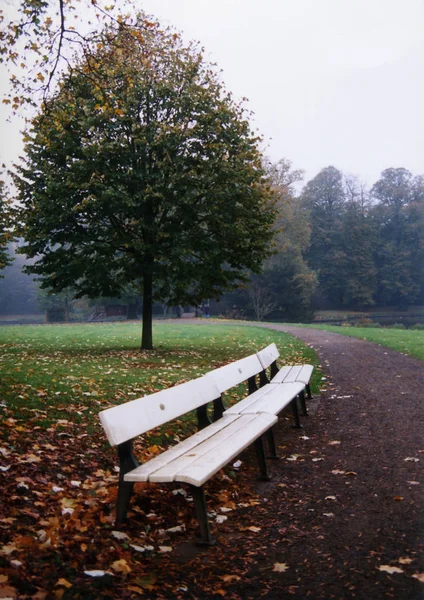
[261, 159, 317, 321]
[371, 168, 424, 306]
[14, 16, 276, 348]
[301, 166, 347, 306]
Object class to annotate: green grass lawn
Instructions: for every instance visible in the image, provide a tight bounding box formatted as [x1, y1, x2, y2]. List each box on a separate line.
[0, 321, 320, 434]
[304, 323, 424, 361]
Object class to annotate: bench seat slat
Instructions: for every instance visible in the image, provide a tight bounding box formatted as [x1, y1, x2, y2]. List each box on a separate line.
[125, 413, 276, 487]
[124, 414, 241, 482]
[271, 364, 314, 385]
[224, 382, 305, 416]
[175, 413, 277, 486]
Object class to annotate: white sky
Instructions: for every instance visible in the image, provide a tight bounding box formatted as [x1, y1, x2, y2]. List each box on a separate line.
[1, 0, 423, 187]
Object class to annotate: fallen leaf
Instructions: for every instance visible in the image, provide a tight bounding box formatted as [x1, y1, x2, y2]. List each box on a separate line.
[0, 575, 8, 583]
[345, 471, 357, 477]
[412, 573, 424, 582]
[378, 565, 404, 574]
[220, 574, 241, 583]
[158, 546, 172, 553]
[111, 559, 131, 573]
[247, 526, 261, 533]
[84, 570, 110, 577]
[216, 515, 227, 524]
[393, 496, 404, 501]
[404, 457, 419, 462]
[273, 562, 289, 572]
[331, 470, 345, 475]
[398, 558, 414, 565]
[287, 454, 300, 461]
[0, 584, 18, 598]
[55, 579, 72, 588]
[166, 525, 185, 533]
[111, 531, 130, 541]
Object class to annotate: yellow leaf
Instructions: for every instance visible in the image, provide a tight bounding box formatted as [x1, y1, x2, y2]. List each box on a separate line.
[111, 559, 131, 574]
[55, 579, 72, 588]
[37, 72, 45, 82]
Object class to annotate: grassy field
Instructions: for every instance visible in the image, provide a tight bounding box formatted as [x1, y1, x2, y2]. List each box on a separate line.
[0, 320, 320, 434]
[306, 323, 424, 361]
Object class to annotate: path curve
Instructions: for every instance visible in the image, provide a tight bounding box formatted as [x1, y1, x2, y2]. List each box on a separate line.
[249, 323, 424, 599]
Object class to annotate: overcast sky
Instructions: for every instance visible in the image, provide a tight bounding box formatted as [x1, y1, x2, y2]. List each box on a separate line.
[1, 0, 423, 188]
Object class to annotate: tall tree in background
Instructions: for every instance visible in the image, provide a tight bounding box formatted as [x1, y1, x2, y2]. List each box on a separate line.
[371, 168, 422, 306]
[341, 176, 377, 307]
[14, 15, 276, 349]
[301, 166, 346, 306]
[244, 159, 317, 321]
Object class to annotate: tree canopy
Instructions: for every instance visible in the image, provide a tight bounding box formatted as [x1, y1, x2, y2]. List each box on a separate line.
[14, 15, 276, 347]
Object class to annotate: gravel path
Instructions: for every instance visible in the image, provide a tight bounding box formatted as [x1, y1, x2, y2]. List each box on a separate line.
[242, 323, 424, 599]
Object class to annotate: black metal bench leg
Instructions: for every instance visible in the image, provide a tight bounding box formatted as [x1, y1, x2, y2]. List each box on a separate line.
[266, 427, 279, 459]
[189, 485, 216, 546]
[306, 383, 312, 399]
[255, 437, 272, 481]
[290, 397, 302, 429]
[116, 480, 135, 525]
[299, 389, 309, 416]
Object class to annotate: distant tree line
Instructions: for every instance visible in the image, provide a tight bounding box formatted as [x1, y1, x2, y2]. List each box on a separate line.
[218, 164, 424, 321]
[1, 165, 423, 323]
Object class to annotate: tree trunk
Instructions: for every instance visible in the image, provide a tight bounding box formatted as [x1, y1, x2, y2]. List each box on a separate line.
[141, 273, 153, 350]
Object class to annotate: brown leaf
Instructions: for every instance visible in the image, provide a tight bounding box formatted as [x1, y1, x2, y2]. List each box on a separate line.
[0, 585, 18, 599]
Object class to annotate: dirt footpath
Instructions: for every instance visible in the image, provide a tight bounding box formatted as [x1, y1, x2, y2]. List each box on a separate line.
[242, 323, 424, 599]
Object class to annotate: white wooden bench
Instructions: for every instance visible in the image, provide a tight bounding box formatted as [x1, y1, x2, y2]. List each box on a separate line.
[99, 375, 276, 544]
[207, 353, 306, 458]
[256, 343, 314, 417]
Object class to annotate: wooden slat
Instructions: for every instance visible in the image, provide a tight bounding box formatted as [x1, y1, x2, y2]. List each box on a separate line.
[256, 343, 280, 370]
[176, 413, 277, 486]
[271, 364, 314, 384]
[208, 354, 264, 394]
[225, 382, 305, 416]
[269, 365, 292, 382]
[99, 374, 221, 447]
[144, 413, 277, 486]
[124, 414, 240, 482]
[224, 384, 275, 415]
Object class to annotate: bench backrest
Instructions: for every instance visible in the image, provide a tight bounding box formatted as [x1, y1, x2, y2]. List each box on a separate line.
[208, 354, 264, 394]
[256, 343, 280, 370]
[99, 375, 221, 447]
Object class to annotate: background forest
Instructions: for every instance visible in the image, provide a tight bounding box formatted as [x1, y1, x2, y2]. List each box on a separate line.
[1, 163, 423, 324]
